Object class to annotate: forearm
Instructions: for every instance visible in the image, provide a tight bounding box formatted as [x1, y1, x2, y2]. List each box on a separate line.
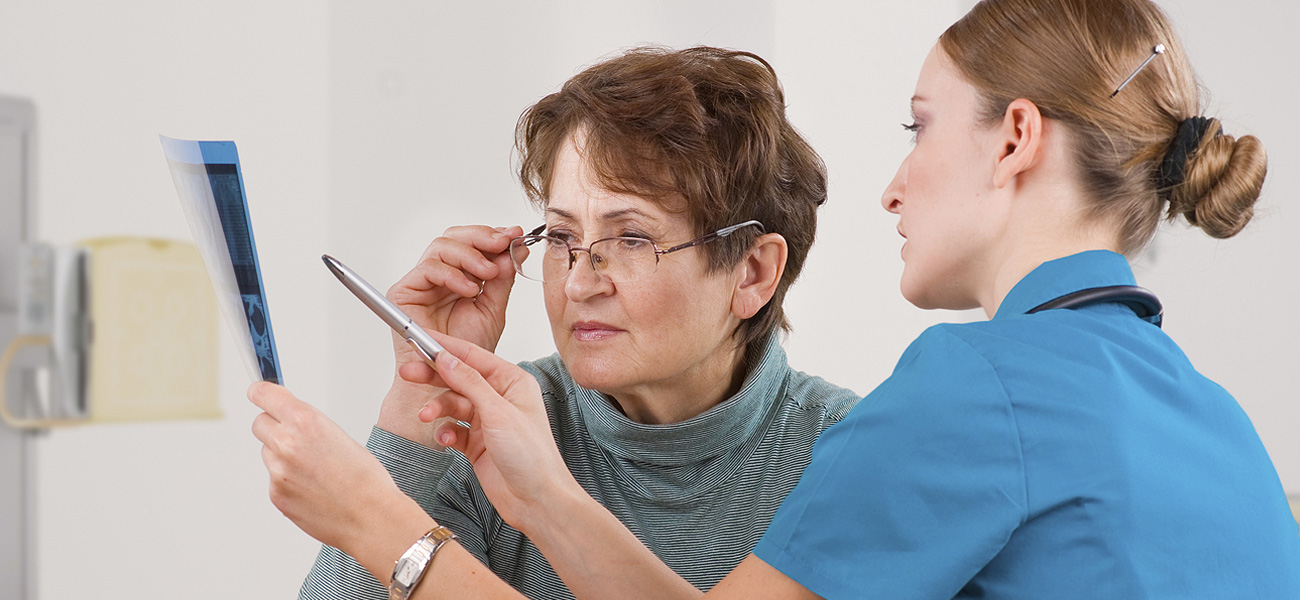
[343, 493, 527, 600]
[521, 484, 703, 600]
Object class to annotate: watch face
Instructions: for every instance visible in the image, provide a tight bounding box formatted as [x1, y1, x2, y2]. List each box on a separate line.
[395, 560, 419, 587]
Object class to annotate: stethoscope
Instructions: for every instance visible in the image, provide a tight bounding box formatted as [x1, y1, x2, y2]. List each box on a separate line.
[1027, 285, 1164, 328]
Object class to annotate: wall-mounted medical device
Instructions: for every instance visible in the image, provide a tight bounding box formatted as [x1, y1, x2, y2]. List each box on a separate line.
[3, 241, 90, 425]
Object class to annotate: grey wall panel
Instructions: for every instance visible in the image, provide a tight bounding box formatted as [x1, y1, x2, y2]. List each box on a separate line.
[1, 95, 36, 600]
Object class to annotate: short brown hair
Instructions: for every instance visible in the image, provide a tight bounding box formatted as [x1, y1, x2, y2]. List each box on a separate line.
[940, 0, 1267, 254]
[515, 46, 827, 354]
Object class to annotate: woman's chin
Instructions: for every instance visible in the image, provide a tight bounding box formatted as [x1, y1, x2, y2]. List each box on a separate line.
[901, 284, 981, 313]
[563, 355, 633, 394]
[900, 280, 955, 312]
[899, 279, 935, 310]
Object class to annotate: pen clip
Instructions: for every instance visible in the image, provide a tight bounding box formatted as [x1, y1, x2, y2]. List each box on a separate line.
[405, 336, 437, 369]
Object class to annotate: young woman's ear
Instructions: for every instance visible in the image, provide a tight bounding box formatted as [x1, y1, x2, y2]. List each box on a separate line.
[993, 98, 1044, 189]
[732, 233, 788, 319]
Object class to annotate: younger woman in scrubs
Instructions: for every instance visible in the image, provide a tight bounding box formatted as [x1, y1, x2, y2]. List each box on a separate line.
[424, 0, 1300, 597]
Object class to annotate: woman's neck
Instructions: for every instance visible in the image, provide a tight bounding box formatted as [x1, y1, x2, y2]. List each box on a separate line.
[981, 213, 1122, 319]
[603, 344, 748, 425]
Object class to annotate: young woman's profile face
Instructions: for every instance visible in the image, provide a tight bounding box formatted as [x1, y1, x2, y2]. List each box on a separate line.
[880, 45, 1010, 312]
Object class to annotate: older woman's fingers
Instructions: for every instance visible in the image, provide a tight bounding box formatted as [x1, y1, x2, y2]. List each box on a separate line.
[478, 226, 523, 300]
[400, 254, 493, 299]
[420, 389, 475, 424]
[401, 225, 524, 298]
[433, 418, 472, 452]
[417, 224, 517, 263]
[398, 360, 445, 388]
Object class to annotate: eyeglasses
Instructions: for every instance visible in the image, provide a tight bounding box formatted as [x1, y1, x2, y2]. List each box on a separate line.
[509, 220, 764, 283]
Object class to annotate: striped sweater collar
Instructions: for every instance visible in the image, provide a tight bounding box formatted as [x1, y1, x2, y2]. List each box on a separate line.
[575, 334, 787, 467]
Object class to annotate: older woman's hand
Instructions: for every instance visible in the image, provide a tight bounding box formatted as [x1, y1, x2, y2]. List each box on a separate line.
[389, 224, 524, 354]
[378, 224, 524, 447]
[249, 382, 431, 560]
[406, 333, 584, 534]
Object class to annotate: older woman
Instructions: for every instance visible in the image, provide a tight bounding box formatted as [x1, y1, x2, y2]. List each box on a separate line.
[251, 46, 858, 599]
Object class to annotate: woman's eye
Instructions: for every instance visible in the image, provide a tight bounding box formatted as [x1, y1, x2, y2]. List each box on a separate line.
[615, 237, 651, 250]
[902, 122, 921, 143]
[547, 230, 578, 244]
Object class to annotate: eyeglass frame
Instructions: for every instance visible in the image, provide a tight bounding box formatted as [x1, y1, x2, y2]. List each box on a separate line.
[509, 219, 766, 283]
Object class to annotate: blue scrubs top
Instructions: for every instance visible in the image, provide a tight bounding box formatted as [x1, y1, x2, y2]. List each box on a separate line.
[755, 250, 1300, 599]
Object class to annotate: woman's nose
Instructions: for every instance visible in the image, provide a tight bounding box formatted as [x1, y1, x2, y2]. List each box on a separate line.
[881, 158, 908, 214]
[564, 249, 613, 301]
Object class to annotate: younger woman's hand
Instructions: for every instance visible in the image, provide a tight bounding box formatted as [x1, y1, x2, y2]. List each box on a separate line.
[413, 333, 584, 535]
[249, 382, 422, 555]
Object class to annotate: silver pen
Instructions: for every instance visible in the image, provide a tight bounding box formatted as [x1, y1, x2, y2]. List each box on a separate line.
[322, 254, 444, 368]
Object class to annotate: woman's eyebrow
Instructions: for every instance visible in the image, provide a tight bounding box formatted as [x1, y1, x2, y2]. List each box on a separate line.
[600, 207, 654, 221]
[544, 206, 657, 221]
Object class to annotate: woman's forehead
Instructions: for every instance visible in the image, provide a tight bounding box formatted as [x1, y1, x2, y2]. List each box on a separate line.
[912, 46, 983, 123]
[915, 46, 954, 103]
[546, 152, 691, 229]
[543, 197, 691, 233]
[548, 129, 692, 224]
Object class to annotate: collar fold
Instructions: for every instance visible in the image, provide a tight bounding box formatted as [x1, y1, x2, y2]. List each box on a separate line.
[994, 250, 1137, 320]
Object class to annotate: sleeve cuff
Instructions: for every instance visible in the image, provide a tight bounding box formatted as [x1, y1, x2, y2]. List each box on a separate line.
[366, 425, 456, 506]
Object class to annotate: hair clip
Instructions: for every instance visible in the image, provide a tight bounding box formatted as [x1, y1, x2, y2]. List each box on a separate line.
[1111, 44, 1166, 98]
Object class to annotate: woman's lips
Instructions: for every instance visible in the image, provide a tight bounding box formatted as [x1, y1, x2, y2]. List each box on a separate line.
[571, 321, 622, 341]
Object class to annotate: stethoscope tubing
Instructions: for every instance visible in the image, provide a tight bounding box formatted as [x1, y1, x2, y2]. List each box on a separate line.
[1027, 285, 1163, 328]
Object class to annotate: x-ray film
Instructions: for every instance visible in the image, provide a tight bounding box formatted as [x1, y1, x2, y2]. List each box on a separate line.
[160, 136, 282, 384]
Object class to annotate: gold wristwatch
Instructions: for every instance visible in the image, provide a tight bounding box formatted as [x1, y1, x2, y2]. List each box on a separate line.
[389, 526, 458, 600]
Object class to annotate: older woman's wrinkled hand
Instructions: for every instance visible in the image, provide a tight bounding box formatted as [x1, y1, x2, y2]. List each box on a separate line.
[379, 224, 524, 447]
[388, 224, 524, 354]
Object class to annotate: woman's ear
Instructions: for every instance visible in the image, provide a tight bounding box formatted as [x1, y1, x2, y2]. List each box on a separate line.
[993, 98, 1044, 189]
[731, 233, 788, 320]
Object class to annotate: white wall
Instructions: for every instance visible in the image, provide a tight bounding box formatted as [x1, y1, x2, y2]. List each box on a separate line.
[1, 0, 1293, 598]
[0, 0, 331, 597]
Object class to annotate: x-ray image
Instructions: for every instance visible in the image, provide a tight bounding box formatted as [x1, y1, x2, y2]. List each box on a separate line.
[161, 137, 282, 384]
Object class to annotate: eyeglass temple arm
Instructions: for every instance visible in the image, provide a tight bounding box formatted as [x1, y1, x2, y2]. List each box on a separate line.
[659, 220, 765, 254]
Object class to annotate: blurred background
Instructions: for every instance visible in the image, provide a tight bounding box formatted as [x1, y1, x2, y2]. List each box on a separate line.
[1, 0, 1295, 597]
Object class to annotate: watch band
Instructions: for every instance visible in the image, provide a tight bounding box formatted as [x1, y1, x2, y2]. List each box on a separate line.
[389, 526, 459, 600]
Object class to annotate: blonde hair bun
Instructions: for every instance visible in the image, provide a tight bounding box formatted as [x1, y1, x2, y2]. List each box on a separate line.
[1167, 121, 1267, 239]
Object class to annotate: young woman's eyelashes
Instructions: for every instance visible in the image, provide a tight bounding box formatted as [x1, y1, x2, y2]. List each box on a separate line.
[902, 121, 921, 144]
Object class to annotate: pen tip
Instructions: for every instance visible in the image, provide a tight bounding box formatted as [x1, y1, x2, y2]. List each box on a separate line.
[322, 254, 344, 276]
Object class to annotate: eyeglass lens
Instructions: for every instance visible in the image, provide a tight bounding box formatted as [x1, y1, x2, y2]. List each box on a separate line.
[509, 236, 657, 283]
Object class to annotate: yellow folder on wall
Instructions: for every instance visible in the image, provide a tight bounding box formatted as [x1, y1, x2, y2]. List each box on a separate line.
[83, 237, 220, 422]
